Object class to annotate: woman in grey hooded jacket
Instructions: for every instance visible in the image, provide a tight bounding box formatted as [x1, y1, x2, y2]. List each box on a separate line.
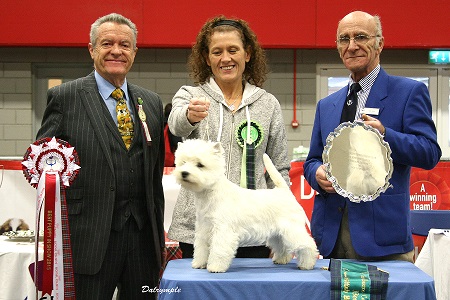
[167, 15, 290, 258]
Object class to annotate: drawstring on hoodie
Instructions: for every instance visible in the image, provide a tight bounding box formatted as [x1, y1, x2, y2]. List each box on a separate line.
[201, 78, 257, 189]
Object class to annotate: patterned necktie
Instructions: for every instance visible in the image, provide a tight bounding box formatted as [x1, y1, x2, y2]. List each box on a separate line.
[111, 88, 134, 149]
[340, 82, 362, 123]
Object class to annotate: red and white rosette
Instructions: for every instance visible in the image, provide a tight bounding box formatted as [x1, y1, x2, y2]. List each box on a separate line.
[22, 137, 79, 300]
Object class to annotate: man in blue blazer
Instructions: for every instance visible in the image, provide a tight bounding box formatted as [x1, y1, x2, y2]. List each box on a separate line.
[304, 11, 441, 262]
[36, 13, 165, 299]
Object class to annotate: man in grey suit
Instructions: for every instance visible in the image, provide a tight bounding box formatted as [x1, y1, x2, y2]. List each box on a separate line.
[37, 13, 165, 299]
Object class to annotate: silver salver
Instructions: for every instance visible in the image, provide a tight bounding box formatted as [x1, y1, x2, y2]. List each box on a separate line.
[323, 121, 393, 203]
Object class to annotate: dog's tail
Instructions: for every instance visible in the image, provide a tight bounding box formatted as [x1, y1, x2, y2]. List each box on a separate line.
[263, 153, 289, 189]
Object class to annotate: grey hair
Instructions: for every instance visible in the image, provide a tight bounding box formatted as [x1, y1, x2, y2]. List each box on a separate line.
[90, 13, 138, 49]
[373, 15, 383, 50]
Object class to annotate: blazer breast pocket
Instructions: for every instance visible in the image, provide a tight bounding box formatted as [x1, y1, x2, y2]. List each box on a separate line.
[66, 188, 83, 215]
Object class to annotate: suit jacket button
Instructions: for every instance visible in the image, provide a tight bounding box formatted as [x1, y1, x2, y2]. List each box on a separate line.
[110, 186, 115, 191]
[338, 207, 343, 212]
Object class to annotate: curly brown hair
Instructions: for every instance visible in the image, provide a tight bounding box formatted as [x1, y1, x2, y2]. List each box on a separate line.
[188, 15, 268, 87]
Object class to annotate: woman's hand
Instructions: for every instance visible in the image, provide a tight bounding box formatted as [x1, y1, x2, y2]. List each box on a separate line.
[187, 96, 210, 124]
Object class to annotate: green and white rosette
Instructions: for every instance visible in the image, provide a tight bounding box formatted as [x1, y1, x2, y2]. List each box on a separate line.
[235, 120, 263, 189]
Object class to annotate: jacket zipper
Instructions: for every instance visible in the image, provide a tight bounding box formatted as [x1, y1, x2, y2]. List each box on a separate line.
[226, 113, 235, 179]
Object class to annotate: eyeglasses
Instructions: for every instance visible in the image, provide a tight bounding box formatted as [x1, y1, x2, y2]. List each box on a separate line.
[336, 34, 378, 46]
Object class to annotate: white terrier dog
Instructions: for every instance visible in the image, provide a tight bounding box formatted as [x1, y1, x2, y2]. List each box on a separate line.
[173, 139, 319, 273]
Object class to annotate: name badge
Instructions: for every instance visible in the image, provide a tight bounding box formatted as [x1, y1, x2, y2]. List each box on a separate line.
[361, 107, 380, 116]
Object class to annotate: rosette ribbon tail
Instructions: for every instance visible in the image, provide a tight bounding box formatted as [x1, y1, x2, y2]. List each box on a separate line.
[35, 171, 75, 299]
[43, 172, 57, 297]
[60, 183, 76, 298]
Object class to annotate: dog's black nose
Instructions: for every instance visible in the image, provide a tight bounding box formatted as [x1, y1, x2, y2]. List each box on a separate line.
[181, 171, 189, 179]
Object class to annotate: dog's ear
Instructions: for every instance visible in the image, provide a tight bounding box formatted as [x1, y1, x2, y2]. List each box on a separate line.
[17, 219, 30, 231]
[0, 219, 13, 234]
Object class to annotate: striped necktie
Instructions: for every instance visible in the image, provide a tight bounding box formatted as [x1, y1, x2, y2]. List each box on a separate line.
[111, 88, 134, 149]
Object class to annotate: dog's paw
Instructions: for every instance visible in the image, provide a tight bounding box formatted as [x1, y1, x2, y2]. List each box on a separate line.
[298, 264, 315, 270]
[297, 256, 317, 270]
[272, 254, 292, 265]
[207, 264, 228, 273]
[192, 260, 207, 269]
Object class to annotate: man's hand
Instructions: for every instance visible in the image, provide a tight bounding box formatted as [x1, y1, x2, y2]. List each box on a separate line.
[361, 114, 385, 136]
[316, 165, 336, 193]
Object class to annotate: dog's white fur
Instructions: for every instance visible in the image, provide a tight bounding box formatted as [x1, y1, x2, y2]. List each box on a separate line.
[173, 139, 319, 273]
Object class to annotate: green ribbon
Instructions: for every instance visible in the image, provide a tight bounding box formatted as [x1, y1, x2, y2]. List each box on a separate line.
[240, 142, 248, 189]
[240, 142, 256, 189]
[329, 259, 389, 300]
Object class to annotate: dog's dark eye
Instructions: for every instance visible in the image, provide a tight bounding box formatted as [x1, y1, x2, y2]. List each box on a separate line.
[197, 162, 204, 168]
